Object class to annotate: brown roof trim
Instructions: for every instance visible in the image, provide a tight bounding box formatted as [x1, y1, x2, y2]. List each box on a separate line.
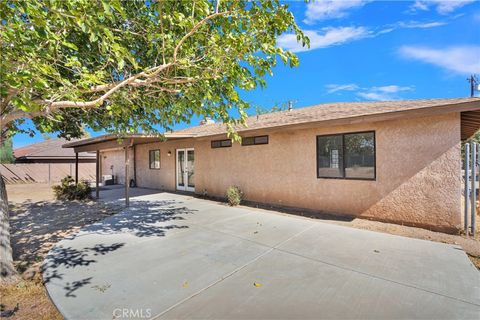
[62, 133, 197, 149]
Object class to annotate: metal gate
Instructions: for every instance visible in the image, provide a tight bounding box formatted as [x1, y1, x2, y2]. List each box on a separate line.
[464, 142, 478, 236]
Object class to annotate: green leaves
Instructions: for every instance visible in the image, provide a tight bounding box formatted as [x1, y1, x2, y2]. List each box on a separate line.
[2, 0, 307, 140]
[63, 42, 79, 51]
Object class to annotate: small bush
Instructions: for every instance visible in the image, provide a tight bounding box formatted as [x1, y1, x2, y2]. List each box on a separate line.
[53, 176, 92, 201]
[226, 185, 243, 206]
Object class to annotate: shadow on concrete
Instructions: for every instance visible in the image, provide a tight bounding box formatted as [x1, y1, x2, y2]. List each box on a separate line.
[42, 198, 197, 298]
[42, 243, 125, 297]
[9, 200, 122, 279]
[87, 199, 195, 237]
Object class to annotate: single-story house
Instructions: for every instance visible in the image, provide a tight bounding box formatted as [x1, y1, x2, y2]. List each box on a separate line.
[14, 138, 96, 163]
[0, 138, 96, 184]
[63, 97, 480, 232]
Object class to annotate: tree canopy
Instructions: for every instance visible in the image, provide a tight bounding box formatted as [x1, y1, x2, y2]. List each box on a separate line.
[0, 0, 308, 141]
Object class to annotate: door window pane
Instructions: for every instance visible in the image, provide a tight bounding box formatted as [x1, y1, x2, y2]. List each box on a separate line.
[187, 150, 195, 188]
[317, 135, 343, 178]
[344, 132, 375, 179]
[177, 150, 184, 186]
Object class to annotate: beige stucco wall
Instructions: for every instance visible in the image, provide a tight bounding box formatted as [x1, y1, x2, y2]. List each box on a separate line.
[100, 149, 133, 185]
[195, 112, 461, 231]
[99, 112, 462, 231]
[134, 139, 194, 190]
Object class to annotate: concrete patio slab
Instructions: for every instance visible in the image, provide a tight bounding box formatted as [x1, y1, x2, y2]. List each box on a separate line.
[277, 222, 480, 305]
[160, 249, 478, 320]
[43, 189, 480, 320]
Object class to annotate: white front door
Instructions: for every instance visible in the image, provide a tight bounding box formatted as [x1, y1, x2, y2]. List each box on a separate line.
[176, 148, 195, 192]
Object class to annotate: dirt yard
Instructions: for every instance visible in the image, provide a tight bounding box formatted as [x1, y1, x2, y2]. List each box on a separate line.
[1, 184, 122, 319]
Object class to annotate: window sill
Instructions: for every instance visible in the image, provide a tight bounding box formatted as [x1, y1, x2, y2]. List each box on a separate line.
[317, 176, 376, 181]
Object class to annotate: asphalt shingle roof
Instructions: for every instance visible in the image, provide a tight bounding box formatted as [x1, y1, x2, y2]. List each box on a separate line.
[14, 138, 96, 160]
[176, 97, 480, 137]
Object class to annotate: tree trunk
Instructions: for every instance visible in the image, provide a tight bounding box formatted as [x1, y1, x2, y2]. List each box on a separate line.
[0, 173, 16, 282]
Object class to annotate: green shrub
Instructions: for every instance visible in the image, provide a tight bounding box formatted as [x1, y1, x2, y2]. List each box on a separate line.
[52, 176, 92, 201]
[226, 185, 243, 206]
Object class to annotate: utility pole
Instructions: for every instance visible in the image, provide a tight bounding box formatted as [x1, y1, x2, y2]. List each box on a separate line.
[467, 75, 478, 97]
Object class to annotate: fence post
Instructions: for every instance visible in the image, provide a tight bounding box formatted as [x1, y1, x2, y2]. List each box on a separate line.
[465, 143, 470, 234]
[472, 143, 477, 235]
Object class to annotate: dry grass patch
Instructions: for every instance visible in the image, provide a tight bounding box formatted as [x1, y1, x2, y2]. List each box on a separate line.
[0, 281, 62, 320]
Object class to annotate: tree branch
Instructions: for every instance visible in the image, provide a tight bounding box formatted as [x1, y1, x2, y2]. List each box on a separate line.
[1, 9, 234, 126]
[173, 10, 231, 62]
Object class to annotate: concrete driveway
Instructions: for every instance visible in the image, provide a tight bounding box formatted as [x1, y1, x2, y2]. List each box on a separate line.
[43, 189, 480, 319]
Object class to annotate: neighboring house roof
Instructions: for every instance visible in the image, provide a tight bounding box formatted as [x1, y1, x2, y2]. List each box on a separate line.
[63, 97, 480, 150]
[14, 138, 96, 160]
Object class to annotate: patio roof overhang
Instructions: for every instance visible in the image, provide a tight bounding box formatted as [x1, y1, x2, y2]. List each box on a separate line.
[62, 133, 197, 153]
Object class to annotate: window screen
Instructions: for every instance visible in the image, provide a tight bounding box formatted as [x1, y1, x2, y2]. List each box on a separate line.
[344, 132, 375, 179]
[149, 150, 160, 169]
[317, 135, 343, 178]
[317, 131, 375, 180]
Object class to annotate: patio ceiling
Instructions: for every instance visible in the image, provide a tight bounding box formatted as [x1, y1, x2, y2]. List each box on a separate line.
[461, 110, 480, 140]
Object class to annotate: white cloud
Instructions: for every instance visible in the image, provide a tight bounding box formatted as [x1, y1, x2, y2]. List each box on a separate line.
[325, 84, 360, 93]
[396, 20, 447, 28]
[411, 1, 429, 11]
[399, 45, 480, 74]
[357, 85, 414, 100]
[325, 84, 414, 101]
[278, 27, 371, 53]
[356, 91, 392, 101]
[410, 1, 475, 15]
[304, 0, 370, 24]
[377, 19, 447, 35]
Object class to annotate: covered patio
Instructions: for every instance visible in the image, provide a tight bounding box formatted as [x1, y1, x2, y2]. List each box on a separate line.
[63, 133, 195, 206]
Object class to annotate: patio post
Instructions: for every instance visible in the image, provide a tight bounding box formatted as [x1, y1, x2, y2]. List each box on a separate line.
[471, 142, 477, 235]
[75, 152, 79, 185]
[96, 150, 100, 199]
[125, 146, 130, 207]
[465, 143, 470, 234]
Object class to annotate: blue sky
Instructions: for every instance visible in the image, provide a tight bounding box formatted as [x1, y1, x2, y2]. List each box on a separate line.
[13, 0, 480, 148]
